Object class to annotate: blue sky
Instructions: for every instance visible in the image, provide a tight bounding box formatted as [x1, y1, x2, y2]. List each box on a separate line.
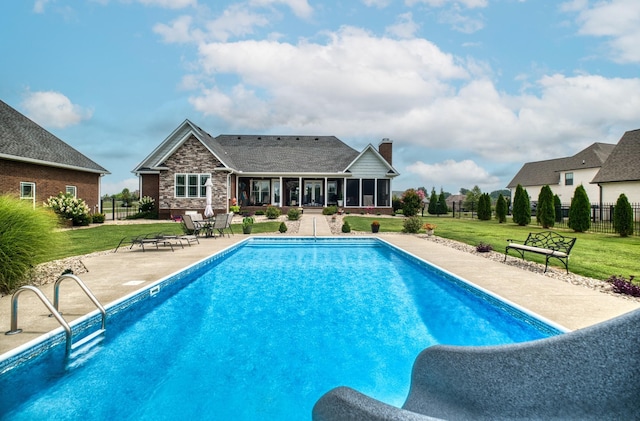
[2, 0, 639, 196]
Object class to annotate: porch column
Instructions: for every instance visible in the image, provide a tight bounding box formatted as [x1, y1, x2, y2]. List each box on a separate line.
[299, 176, 302, 206]
[324, 177, 328, 207]
[279, 176, 283, 207]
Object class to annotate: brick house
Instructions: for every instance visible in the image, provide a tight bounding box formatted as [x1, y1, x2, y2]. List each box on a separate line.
[0, 99, 109, 211]
[133, 119, 399, 219]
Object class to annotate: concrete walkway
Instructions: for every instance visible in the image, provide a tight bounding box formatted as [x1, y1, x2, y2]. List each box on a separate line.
[1, 218, 638, 356]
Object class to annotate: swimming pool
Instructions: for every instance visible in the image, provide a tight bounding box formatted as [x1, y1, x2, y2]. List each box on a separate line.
[0, 238, 563, 420]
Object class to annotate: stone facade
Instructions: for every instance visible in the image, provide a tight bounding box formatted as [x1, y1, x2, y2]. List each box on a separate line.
[0, 158, 101, 211]
[156, 135, 229, 217]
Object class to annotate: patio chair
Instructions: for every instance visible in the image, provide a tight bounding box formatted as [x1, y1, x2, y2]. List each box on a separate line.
[211, 215, 228, 238]
[222, 212, 235, 237]
[182, 214, 204, 237]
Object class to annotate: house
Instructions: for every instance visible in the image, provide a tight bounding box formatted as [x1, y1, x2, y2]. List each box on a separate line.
[133, 119, 399, 219]
[506, 142, 616, 204]
[591, 129, 640, 204]
[0, 99, 109, 211]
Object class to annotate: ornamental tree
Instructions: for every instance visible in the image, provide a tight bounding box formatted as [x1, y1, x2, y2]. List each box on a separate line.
[512, 184, 531, 226]
[536, 185, 555, 229]
[495, 193, 507, 223]
[568, 185, 591, 232]
[614, 193, 634, 237]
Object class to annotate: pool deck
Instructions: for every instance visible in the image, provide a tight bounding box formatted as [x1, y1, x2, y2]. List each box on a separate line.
[1, 213, 638, 357]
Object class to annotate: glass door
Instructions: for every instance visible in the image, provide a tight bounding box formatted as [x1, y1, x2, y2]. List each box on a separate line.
[304, 180, 323, 206]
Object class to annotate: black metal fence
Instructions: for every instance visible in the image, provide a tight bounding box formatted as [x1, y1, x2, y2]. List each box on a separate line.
[100, 198, 139, 220]
[450, 200, 640, 236]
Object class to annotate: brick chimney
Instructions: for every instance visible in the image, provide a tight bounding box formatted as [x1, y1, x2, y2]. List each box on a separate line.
[378, 138, 393, 165]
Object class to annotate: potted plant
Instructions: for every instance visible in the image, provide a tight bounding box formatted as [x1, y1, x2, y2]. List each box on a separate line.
[371, 220, 380, 233]
[242, 216, 254, 234]
[423, 223, 437, 236]
[337, 192, 344, 207]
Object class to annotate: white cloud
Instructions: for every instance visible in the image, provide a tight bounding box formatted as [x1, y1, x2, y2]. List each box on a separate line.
[154, 15, 199, 43]
[137, 0, 197, 9]
[33, 0, 51, 13]
[21, 91, 92, 129]
[565, 0, 640, 63]
[249, 0, 313, 19]
[205, 4, 270, 41]
[406, 159, 500, 191]
[385, 12, 420, 39]
[405, 0, 488, 9]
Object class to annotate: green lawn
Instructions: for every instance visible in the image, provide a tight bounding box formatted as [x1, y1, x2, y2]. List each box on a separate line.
[44, 216, 639, 283]
[344, 215, 640, 281]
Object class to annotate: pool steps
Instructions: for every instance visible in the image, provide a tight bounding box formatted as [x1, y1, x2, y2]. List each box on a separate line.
[5, 274, 106, 356]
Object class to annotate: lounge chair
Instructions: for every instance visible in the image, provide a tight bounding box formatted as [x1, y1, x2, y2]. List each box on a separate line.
[114, 233, 181, 252]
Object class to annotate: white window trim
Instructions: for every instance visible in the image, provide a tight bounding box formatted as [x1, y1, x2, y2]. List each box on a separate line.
[175, 173, 211, 198]
[66, 185, 77, 197]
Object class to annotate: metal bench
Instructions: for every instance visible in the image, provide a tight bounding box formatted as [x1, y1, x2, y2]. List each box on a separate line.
[504, 230, 576, 273]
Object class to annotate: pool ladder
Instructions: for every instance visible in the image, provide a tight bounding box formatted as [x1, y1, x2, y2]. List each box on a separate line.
[5, 274, 106, 356]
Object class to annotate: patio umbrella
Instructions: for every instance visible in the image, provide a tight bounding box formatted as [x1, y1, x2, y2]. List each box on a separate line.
[204, 177, 214, 218]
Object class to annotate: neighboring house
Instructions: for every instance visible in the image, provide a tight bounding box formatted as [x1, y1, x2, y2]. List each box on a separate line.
[0, 99, 109, 212]
[133, 119, 399, 219]
[506, 142, 616, 204]
[591, 129, 640, 204]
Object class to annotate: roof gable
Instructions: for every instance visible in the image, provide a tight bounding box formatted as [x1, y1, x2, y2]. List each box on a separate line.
[0, 99, 108, 174]
[507, 142, 615, 188]
[592, 129, 640, 183]
[345, 144, 399, 177]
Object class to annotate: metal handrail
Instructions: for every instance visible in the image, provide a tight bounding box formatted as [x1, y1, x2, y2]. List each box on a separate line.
[53, 274, 106, 330]
[5, 286, 73, 353]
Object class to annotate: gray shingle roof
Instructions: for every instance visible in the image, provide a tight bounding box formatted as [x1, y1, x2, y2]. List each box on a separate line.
[592, 129, 640, 183]
[211, 134, 359, 173]
[507, 142, 615, 188]
[0, 99, 108, 174]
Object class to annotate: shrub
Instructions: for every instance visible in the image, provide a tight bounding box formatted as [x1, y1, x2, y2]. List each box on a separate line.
[322, 206, 338, 215]
[254, 210, 265, 216]
[428, 189, 438, 215]
[392, 197, 402, 213]
[265, 205, 281, 219]
[92, 213, 106, 223]
[341, 220, 351, 233]
[537, 185, 555, 229]
[607, 275, 640, 297]
[477, 193, 492, 221]
[437, 192, 448, 215]
[614, 193, 634, 237]
[0, 195, 61, 293]
[44, 192, 92, 226]
[287, 208, 301, 221]
[495, 193, 507, 223]
[476, 242, 493, 253]
[278, 221, 288, 233]
[139, 196, 155, 212]
[402, 189, 422, 217]
[568, 185, 590, 232]
[402, 216, 423, 233]
[553, 194, 563, 223]
[512, 184, 531, 226]
[230, 205, 241, 213]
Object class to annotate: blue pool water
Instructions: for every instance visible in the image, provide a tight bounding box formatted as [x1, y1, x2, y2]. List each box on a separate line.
[0, 238, 562, 420]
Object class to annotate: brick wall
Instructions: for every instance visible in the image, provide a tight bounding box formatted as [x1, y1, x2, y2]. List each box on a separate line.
[0, 158, 101, 211]
[157, 135, 229, 217]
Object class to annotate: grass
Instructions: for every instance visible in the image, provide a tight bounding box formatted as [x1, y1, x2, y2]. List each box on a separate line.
[41, 215, 639, 283]
[344, 215, 640, 282]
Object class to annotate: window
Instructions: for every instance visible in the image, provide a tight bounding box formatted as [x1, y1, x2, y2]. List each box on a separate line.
[251, 180, 270, 205]
[20, 182, 35, 199]
[66, 186, 77, 197]
[377, 179, 390, 207]
[175, 174, 210, 198]
[361, 179, 375, 207]
[346, 179, 360, 206]
[565, 172, 573, 186]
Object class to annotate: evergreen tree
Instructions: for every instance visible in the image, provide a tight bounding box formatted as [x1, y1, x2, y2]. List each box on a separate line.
[477, 193, 492, 220]
[614, 193, 634, 237]
[437, 191, 448, 215]
[495, 193, 507, 223]
[512, 184, 531, 226]
[536, 185, 555, 228]
[428, 188, 438, 215]
[568, 185, 591, 232]
[553, 194, 563, 223]
[402, 189, 422, 217]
